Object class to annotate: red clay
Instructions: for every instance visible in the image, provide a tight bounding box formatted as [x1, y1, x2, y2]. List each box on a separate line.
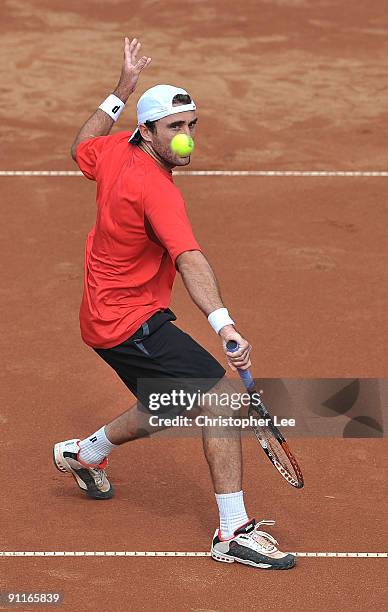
[1, 1, 387, 610]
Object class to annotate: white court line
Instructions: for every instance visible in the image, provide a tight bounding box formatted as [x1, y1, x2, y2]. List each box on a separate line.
[0, 551, 387, 558]
[1, 170, 388, 177]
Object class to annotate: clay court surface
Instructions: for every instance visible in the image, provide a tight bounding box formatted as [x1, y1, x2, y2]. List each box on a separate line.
[1, 1, 387, 610]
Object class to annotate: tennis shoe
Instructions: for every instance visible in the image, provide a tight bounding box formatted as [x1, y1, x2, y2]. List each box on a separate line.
[53, 438, 114, 499]
[211, 518, 295, 569]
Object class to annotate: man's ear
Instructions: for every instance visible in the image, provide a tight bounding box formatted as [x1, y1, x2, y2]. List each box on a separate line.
[139, 124, 153, 144]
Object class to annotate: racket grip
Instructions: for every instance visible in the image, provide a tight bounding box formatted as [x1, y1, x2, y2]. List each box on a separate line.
[226, 340, 255, 391]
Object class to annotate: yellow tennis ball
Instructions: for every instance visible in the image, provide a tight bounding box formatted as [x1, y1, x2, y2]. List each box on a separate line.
[170, 134, 195, 157]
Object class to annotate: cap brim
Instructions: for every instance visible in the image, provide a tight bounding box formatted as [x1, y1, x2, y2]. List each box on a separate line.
[128, 128, 140, 142]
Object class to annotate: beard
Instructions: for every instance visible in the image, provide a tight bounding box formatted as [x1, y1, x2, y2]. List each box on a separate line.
[154, 138, 191, 167]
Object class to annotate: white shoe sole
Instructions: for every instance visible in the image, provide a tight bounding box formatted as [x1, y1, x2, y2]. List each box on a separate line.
[211, 547, 272, 568]
[210, 546, 294, 569]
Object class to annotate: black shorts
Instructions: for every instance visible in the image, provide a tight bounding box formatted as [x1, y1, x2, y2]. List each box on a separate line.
[93, 309, 226, 413]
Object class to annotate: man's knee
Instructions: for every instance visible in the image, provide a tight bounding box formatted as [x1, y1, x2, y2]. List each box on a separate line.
[198, 378, 243, 418]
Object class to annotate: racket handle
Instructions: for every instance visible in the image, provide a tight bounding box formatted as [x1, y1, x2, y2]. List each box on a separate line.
[226, 340, 255, 391]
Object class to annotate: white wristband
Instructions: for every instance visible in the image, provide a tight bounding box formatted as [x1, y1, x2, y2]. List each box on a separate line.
[208, 308, 235, 334]
[98, 94, 125, 121]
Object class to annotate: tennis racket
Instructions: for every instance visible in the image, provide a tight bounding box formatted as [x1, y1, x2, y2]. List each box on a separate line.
[226, 340, 304, 489]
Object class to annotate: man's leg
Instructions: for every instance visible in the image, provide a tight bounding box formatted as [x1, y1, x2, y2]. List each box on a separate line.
[201, 412, 242, 493]
[78, 376, 250, 535]
[53, 400, 171, 499]
[77, 399, 178, 465]
[202, 379, 296, 569]
[199, 377, 249, 539]
[82, 376, 243, 477]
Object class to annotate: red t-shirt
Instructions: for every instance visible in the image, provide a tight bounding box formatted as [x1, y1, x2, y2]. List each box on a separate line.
[75, 131, 201, 349]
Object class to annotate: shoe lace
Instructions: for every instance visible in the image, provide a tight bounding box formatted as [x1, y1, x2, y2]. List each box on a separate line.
[242, 519, 278, 553]
[90, 467, 106, 488]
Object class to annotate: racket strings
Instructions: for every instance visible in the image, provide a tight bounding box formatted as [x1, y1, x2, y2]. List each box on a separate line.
[248, 393, 304, 488]
[253, 423, 301, 483]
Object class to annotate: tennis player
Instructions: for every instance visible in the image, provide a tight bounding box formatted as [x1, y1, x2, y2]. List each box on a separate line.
[53, 37, 295, 570]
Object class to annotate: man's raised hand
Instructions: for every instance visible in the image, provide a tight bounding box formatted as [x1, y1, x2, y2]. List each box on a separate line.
[115, 37, 152, 101]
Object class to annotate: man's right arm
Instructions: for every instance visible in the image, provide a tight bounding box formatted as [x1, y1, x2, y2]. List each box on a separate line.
[71, 37, 151, 160]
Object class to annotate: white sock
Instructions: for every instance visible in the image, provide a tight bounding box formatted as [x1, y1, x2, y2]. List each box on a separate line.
[78, 426, 117, 466]
[215, 490, 249, 540]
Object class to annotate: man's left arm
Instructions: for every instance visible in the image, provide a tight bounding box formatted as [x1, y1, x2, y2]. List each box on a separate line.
[70, 37, 151, 160]
[176, 250, 252, 371]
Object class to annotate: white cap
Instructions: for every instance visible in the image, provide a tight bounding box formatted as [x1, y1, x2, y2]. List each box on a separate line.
[129, 84, 196, 142]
